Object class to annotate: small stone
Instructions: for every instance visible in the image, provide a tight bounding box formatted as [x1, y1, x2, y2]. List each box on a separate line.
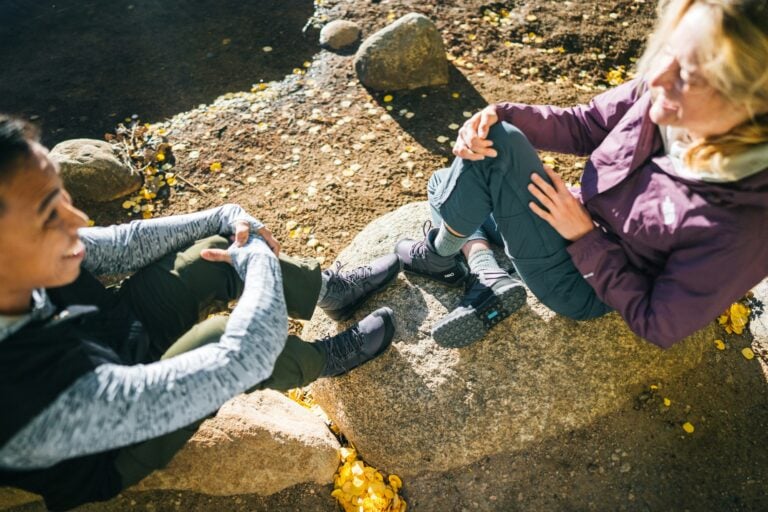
[320, 20, 362, 50]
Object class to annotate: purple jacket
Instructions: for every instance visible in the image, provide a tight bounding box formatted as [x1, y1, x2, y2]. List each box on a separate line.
[496, 80, 768, 348]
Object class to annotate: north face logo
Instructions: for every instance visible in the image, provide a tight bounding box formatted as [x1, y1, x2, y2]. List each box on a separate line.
[444, 272, 455, 278]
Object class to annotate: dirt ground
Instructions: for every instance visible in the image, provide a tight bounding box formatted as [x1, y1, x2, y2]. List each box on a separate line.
[5, 0, 768, 510]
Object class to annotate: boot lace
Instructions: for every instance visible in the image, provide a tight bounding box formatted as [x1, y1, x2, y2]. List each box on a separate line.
[322, 326, 364, 370]
[409, 220, 433, 258]
[326, 261, 373, 295]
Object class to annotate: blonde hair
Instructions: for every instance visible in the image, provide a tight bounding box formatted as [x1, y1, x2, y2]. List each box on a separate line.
[637, 0, 768, 171]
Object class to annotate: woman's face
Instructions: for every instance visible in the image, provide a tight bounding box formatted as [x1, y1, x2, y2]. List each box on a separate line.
[647, 4, 751, 139]
[0, 142, 88, 301]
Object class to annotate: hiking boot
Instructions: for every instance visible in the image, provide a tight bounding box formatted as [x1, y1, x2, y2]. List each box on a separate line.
[394, 222, 468, 287]
[318, 307, 396, 377]
[318, 254, 401, 321]
[431, 270, 526, 348]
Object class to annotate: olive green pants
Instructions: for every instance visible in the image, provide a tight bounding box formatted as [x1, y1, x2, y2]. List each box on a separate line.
[111, 236, 327, 488]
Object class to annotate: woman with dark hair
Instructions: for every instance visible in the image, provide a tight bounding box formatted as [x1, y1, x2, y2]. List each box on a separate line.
[396, 0, 768, 348]
[0, 116, 399, 510]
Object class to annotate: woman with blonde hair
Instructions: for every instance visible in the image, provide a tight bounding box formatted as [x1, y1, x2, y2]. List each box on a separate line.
[396, 0, 768, 348]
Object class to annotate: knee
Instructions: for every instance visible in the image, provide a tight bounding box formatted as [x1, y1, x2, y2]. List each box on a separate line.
[196, 235, 229, 251]
[487, 121, 530, 154]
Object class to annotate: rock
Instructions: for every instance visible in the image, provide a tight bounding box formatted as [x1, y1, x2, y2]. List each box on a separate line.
[133, 391, 340, 496]
[50, 139, 142, 202]
[307, 202, 717, 478]
[354, 13, 449, 91]
[0, 486, 39, 509]
[749, 278, 768, 341]
[320, 20, 362, 50]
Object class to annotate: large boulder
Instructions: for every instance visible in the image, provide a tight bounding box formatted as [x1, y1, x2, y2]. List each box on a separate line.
[320, 20, 362, 50]
[307, 202, 718, 478]
[354, 13, 449, 91]
[0, 391, 340, 510]
[133, 391, 340, 496]
[50, 139, 142, 202]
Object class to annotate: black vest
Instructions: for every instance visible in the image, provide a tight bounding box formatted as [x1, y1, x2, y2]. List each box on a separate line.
[0, 270, 151, 510]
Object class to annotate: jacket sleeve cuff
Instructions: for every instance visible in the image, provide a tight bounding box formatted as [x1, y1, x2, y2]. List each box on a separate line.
[566, 228, 614, 275]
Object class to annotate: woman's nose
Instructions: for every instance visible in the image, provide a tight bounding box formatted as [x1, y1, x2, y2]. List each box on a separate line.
[648, 55, 677, 90]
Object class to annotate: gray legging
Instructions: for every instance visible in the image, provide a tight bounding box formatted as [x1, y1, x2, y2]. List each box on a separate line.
[427, 121, 612, 320]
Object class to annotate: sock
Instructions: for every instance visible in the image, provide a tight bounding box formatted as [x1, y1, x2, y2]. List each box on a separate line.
[433, 224, 467, 257]
[467, 248, 504, 274]
[316, 270, 330, 307]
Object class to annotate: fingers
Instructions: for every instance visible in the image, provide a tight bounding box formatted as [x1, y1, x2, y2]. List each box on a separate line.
[529, 172, 558, 201]
[266, 236, 281, 256]
[451, 108, 501, 161]
[234, 220, 250, 246]
[542, 164, 565, 189]
[477, 108, 497, 139]
[201, 248, 232, 264]
[257, 226, 281, 256]
[528, 200, 553, 224]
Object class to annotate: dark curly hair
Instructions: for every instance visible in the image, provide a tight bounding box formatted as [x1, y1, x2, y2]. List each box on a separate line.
[0, 115, 39, 214]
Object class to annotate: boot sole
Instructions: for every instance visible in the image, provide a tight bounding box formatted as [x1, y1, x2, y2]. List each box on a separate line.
[324, 262, 401, 321]
[431, 284, 527, 348]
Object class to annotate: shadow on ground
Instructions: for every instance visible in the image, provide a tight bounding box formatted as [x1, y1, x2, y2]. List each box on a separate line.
[367, 66, 490, 157]
[0, 0, 318, 146]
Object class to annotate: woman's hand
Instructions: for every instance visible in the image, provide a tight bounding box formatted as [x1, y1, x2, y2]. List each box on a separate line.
[453, 106, 500, 160]
[528, 166, 595, 241]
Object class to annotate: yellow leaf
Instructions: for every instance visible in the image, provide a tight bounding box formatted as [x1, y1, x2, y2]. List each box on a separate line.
[155, 152, 166, 162]
[742, 347, 755, 360]
[383, 94, 393, 103]
[682, 422, 695, 434]
[451, 92, 460, 99]
[714, 339, 726, 350]
[209, 162, 222, 172]
[663, 398, 671, 407]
